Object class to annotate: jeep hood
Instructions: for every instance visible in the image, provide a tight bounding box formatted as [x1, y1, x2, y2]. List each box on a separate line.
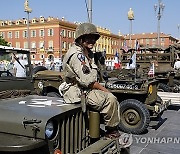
[0, 95, 80, 139]
[34, 70, 65, 79]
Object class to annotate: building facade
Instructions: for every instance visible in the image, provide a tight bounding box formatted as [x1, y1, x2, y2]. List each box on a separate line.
[124, 32, 178, 49]
[0, 16, 123, 65]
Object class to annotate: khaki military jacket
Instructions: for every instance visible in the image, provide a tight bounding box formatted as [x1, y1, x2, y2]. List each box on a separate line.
[62, 44, 98, 103]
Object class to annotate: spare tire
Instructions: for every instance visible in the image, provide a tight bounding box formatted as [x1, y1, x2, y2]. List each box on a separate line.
[32, 66, 48, 75]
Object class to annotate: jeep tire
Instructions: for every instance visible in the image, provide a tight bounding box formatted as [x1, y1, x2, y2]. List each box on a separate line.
[173, 80, 180, 93]
[119, 99, 150, 134]
[158, 83, 170, 92]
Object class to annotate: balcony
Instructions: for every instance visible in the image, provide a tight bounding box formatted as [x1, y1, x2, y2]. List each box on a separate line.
[30, 48, 37, 53]
[47, 47, 54, 53]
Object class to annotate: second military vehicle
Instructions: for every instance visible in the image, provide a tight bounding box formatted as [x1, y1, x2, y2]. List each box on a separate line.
[121, 46, 180, 93]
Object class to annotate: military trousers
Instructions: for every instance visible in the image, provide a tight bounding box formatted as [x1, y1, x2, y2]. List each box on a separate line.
[86, 89, 120, 128]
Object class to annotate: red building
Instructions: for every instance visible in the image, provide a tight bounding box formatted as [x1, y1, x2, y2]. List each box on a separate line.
[124, 32, 178, 49]
[0, 16, 123, 65]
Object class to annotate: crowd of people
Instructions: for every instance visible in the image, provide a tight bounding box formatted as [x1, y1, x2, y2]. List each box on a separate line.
[0, 55, 64, 77]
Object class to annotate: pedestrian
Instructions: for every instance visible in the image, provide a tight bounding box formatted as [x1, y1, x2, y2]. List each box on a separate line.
[49, 61, 55, 70]
[62, 23, 121, 139]
[13, 54, 27, 77]
[174, 58, 180, 70]
[59, 59, 63, 72]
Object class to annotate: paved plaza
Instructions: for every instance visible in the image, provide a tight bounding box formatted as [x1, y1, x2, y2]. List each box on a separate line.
[130, 104, 180, 154]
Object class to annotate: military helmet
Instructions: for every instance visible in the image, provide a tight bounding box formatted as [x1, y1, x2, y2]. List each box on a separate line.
[75, 23, 100, 42]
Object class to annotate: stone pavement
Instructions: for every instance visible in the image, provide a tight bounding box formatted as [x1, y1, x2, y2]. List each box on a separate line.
[130, 104, 180, 154]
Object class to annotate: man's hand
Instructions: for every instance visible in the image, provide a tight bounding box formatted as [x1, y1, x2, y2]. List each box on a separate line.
[89, 82, 109, 92]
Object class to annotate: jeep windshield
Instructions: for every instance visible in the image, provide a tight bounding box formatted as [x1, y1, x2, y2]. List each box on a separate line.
[0, 46, 31, 77]
[0, 46, 34, 94]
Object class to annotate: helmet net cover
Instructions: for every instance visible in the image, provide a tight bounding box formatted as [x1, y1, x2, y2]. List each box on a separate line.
[75, 23, 100, 42]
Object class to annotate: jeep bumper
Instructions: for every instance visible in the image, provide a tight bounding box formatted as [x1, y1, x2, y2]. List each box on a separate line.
[154, 99, 172, 114]
[77, 138, 130, 154]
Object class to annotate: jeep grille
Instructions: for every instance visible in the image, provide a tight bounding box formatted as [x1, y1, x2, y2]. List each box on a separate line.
[57, 109, 89, 154]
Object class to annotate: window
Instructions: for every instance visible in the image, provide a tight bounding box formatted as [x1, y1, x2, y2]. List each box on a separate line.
[40, 54, 44, 59]
[32, 19, 37, 23]
[24, 42, 28, 49]
[39, 29, 44, 37]
[140, 39, 143, 44]
[72, 31, 75, 38]
[1, 22, 4, 26]
[48, 29, 54, 36]
[31, 54, 35, 59]
[63, 42, 66, 49]
[15, 31, 19, 38]
[16, 20, 20, 25]
[8, 31, 12, 38]
[23, 20, 27, 24]
[31, 42, 36, 49]
[68, 43, 71, 49]
[152, 38, 156, 42]
[68, 31, 71, 38]
[40, 17, 45, 23]
[39, 41, 44, 49]
[0, 32, 5, 38]
[48, 40, 53, 49]
[161, 38, 164, 42]
[16, 42, 20, 48]
[23, 30, 28, 38]
[62, 29, 66, 37]
[146, 39, 149, 45]
[31, 30, 36, 37]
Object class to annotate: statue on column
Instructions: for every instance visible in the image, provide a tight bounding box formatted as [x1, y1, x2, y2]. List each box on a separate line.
[128, 8, 134, 20]
[24, 0, 32, 13]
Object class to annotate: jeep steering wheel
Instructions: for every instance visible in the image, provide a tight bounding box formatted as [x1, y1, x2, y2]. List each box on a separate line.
[0, 71, 13, 77]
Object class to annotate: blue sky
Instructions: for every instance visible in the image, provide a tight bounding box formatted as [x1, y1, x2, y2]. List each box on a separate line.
[0, 0, 179, 39]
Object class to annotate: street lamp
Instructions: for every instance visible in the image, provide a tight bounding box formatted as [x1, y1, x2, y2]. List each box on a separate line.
[128, 8, 134, 48]
[178, 24, 180, 40]
[88, 0, 92, 23]
[154, 0, 165, 47]
[59, 30, 63, 71]
[24, 0, 32, 49]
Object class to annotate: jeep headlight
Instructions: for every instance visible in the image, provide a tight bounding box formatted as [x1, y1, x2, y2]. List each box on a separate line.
[148, 85, 153, 94]
[45, 121, 57, 139]
[38, 81, 43, 89]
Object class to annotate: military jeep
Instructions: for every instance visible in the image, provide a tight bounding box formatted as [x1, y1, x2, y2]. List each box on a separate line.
[121, 46, 180, 93]
[103, 68, 170, 134]
[0, 46, 129, 154]
[32, 66, 64, 97]
[93, 51, 171, 135]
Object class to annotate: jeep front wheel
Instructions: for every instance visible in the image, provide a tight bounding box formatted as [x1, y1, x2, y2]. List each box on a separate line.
[119, 99, 150, 134]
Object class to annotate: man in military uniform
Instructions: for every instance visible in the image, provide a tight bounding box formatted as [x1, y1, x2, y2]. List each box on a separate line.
[62, 23, 120, 138]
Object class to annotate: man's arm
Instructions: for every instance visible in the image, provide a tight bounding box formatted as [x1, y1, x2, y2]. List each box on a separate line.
[89, 81, 109, 92]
